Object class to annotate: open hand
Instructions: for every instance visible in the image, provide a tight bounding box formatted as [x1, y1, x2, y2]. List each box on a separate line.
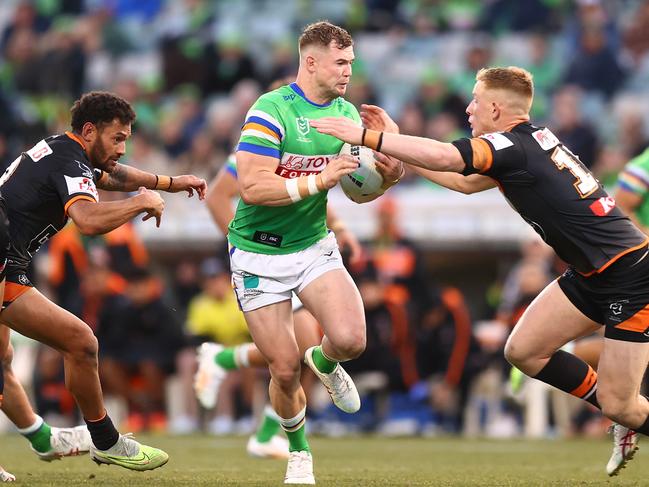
[169, 175, 208, 200]
[310, 117, 364, 144]
[361, 104, 400, 134]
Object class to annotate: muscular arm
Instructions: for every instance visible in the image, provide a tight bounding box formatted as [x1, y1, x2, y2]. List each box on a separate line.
[206, 168, 238, 234]
[413, 166, 496, 194]
[237, 151, 299, 206]
[96, 163, 156, 192]
[67, 196, 151, 235]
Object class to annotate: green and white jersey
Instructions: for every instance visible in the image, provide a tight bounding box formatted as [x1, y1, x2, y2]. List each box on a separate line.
[229, 83, 360, 254]
[617, 147, 649, 227]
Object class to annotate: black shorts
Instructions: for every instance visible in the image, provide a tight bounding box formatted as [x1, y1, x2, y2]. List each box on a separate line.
[2, 262, 33, 310]
[0, 196, 9, 282]
[558, 244, 649, 343]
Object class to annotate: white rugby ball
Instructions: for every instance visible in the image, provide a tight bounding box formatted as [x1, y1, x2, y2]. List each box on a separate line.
[338, 142, 384, 203]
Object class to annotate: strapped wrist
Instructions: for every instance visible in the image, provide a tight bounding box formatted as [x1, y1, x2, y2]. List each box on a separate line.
[155, 175, 173, 191]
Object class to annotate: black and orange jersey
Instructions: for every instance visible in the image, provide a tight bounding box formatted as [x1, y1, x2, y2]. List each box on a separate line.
[0, 132, 101, 269]
[452, 122, 648, 275]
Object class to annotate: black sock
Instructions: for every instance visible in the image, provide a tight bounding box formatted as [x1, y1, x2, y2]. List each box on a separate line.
[85, 413, 119, 451]
[533, 350, 600, 409]
[633, 414, 649, 436]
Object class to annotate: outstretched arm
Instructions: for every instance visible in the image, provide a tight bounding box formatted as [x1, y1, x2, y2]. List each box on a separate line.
[311, 116, 465, 173]
[413, 166, 496, 194]
[96, 163, 207, 199]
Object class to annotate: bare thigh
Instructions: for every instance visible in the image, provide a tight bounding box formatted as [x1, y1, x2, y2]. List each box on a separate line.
[297, 269, 365, 345]
[244, 300, 298, 363]
[0, 288, 93, 354]
[293, 308, 322, 356]
[506, 280, 601, 374]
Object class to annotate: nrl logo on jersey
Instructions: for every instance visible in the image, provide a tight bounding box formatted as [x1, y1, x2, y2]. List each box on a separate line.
[296, 117, 311, 142]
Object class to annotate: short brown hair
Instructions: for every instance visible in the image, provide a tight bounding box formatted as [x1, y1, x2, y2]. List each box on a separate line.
[476, 66, 534, 101]
[299, 21, 353, 51]
[70, 91, 136, 132]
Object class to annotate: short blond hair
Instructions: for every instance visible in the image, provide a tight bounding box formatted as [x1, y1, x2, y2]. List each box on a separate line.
[476, 67, 534, 110]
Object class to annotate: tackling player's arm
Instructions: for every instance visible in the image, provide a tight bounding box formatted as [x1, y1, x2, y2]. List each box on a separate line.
[327, 206, 362, 264]
[412, 167, 496, 194]
[311, 117, 465, 173]
[96, 163, 207, 199]
[67, 187, 165, 235]
[206, 165, 238, 234]
[236, 151, 358, 207]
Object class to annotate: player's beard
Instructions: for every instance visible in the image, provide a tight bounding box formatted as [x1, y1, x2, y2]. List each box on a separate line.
[89, 138, 114, 172]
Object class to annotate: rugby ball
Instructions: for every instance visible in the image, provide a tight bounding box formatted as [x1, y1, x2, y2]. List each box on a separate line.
[338, 142, 384, 203]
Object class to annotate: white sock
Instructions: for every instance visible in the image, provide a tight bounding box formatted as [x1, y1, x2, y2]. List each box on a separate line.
[279, 407, 306, 433]
[17, 415, 44, 436]
[234, 343, 252, 368]
[263, 404, 281, 422]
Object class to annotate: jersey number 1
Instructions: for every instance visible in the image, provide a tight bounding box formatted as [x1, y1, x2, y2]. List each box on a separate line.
[551, 146, 598, 197]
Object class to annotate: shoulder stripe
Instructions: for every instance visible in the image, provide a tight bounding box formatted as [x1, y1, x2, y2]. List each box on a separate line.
[618, 175, 646, 194]
[241, 127, 281, 145]
[624, 166, 649, 187]
[470, 138, 493, 173]
[245, 116, 283, 140]
[247, 110, 284, 138]
[237, 142, 280, 159]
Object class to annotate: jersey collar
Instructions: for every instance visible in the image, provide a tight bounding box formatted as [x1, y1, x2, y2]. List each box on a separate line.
[289, 83, 333, 108]
[65, 131, 87, 152]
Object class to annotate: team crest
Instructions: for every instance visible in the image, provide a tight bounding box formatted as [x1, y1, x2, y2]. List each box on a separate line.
[296, 117, 310, 138]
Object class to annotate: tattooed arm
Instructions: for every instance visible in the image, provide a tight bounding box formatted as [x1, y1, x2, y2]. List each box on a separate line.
[96, 163, 208, 199]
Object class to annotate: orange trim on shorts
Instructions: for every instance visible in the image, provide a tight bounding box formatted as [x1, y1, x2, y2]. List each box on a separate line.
[580, 238, 649, 277]
[470, 138, 493, 173]
[569, 365, 597, 398]
[615, 304, 649, 333]
[64, 195, 96, 216]
[3, 281, 31, 305]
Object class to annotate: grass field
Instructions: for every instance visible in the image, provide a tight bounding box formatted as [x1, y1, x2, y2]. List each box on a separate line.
[1, 434, 647, 486]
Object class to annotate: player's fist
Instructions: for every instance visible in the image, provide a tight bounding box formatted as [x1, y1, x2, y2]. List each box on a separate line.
[319, 155, 358, 189]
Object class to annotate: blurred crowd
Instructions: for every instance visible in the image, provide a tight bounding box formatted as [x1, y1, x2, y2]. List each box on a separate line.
[2, 0, 649, 438]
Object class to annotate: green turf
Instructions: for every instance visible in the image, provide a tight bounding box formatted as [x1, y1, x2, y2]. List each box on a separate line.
[1, 434, 647, 486]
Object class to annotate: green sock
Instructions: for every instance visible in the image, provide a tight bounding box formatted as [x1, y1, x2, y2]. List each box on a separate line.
[312, 346, 337, 374]
[256, 410, 281, 443]
[215, 348, 238, 370]
[285, 424, 310, 452]
[25, 422, 52, 453]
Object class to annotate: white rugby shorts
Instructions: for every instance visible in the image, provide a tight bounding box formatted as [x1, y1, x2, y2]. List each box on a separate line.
[229, 232, 344, 312]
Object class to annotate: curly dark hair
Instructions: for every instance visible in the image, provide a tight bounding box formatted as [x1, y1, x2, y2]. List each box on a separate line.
[298, 21, 353, 51]
[70, 91, 136, 132]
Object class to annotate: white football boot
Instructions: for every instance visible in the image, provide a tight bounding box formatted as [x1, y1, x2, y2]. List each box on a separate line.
[194, 342, 227, 409]
[284, 450, 315, 484]
[606, 423, 639, 476]
[247, 434, 289, 459]
[32, 425, 91, 461]
[304, 346, 360, 413]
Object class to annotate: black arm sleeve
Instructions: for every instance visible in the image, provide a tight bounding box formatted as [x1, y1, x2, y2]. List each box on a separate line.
[451, 139, 478, 176]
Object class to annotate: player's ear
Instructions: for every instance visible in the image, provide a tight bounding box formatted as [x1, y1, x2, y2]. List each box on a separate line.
[81, 122, 97, 143]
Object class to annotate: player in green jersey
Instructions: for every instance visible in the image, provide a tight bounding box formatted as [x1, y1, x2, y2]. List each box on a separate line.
[615, 147, 649, 234]
[195, 150, 363, 460]
[229, 22, 402, 484]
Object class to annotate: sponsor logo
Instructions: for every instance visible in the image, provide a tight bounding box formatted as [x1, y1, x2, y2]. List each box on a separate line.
[283, 94, 296, 101]
[26, 140, 53, 162]
[480, 132, 513, 151]
[64, 175, 98, 199]
[531, 128, 560, 151]
[589, 196, 616, 216]
[348, 173, 365, 188]
[276, 152, 337, 178]
[18, 274, 29, 286]
[243, 273, 259, 289]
